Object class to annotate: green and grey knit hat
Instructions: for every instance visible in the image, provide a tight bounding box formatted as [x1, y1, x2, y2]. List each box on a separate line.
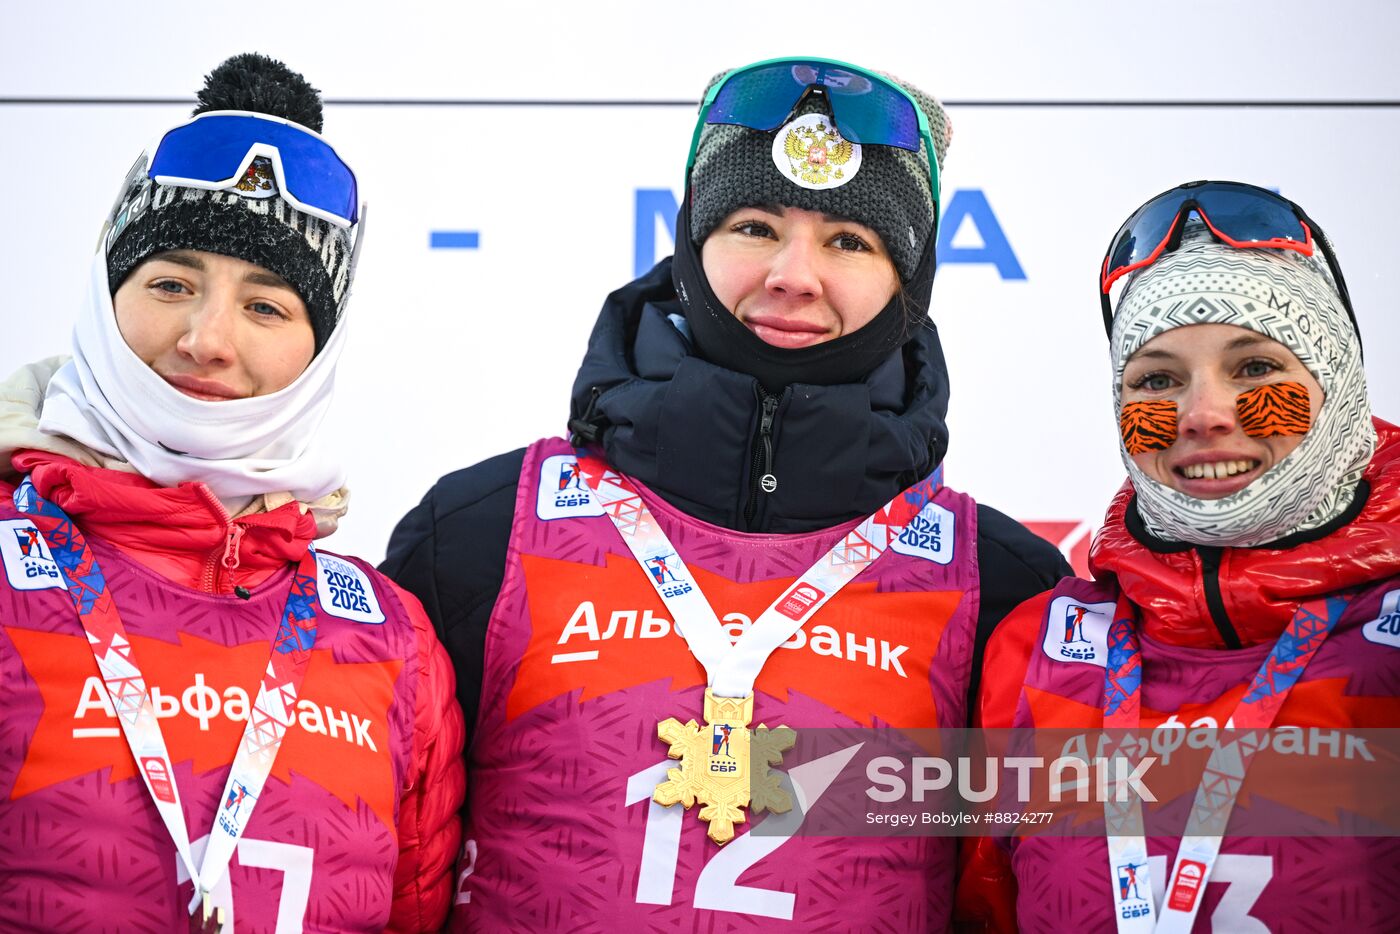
[687, 67, 951, 282]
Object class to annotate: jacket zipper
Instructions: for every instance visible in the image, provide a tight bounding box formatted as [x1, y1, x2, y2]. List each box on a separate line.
[743, 392, 779, 529]
[195, 485, 243, 595]
[1196, 546, 1243, 649]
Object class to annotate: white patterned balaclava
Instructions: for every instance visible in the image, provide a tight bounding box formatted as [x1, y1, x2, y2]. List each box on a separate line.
[1110, 224, 1374, 547]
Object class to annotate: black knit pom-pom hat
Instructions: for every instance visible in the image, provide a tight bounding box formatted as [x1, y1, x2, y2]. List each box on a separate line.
[102, 53, 358, 352]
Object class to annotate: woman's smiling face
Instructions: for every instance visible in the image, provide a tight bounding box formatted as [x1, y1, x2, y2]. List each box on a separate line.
[701, 204, 900, 349]
[1121, 323, 1324, 498]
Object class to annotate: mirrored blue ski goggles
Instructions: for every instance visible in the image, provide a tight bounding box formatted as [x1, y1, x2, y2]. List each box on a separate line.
[148, 111, 359, 228]
[685, 56, 941, 207]
[1099, 180, 1357, 343]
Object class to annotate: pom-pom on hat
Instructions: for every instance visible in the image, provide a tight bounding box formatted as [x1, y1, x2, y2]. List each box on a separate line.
[103, 53, 355, 352]
[687, 66, 950, 283]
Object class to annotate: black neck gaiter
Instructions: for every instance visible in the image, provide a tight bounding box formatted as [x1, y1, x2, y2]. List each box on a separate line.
[671, 199, 937, 395]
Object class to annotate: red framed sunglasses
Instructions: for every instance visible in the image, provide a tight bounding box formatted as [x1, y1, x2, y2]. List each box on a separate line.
[1098, 180, 1357, 345]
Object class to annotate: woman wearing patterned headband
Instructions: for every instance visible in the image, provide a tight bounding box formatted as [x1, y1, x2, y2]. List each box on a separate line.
[958, 182, 1400, 933]
[0, 54, 463, 931]
[384, 57, 1068, 930]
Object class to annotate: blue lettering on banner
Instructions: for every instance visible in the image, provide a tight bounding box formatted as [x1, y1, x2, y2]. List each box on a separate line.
[935, 189, 1025, 280]
[633, 187, 1023, 279]
[634, 188, 680, 277]
[430, 231, 481, 249]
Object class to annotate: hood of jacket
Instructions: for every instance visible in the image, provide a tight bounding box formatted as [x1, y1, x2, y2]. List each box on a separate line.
[568, 258, 951, 533]
[1089, 417, 1400, 648]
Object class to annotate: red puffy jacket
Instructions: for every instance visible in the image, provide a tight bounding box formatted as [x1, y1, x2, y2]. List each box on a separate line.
[0, 450, 466, 932]
[956, 418, 1400, 931]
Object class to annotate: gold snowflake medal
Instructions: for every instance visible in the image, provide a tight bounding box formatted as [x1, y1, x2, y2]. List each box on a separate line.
[653, 689, 797, 844]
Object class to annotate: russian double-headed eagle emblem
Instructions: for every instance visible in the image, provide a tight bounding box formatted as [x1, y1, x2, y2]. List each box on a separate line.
[781, 119, 855, 186]
[235, 157, 278, 197]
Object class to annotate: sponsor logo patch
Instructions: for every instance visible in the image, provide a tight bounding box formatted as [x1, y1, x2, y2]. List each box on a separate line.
[0, 518, 65, 591]
[1041, 596, 1115, 667]
[1362, 590, 1400, 648]
[776, 582, 825, 621]
[140, 756, 177, 803]
[315, 552, 385, 624]
[1115, 861, 1152, 921]
[1166, 859, 1208, 912]
[889, 502, 955, 565]
[645, 552, 693, 599]
[536, 454, 605, 521]
[220, 779, 256, 834]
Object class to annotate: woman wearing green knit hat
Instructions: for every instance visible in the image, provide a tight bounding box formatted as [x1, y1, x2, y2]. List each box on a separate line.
[386, 56, 1068, 930]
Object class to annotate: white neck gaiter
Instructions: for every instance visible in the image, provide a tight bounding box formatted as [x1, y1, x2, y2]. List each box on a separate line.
[1111, 229, 1374, 548]
[37, 248, 348, 503]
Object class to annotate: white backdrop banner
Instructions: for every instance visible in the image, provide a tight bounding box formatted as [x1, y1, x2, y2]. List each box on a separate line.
[3, 2, 1397, 567]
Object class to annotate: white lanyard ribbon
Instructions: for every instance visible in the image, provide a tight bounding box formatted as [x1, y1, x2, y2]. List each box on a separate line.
[13, 478, 322, 918]
[1101, 593, 1352, 933]
[575, 453, 943, 698]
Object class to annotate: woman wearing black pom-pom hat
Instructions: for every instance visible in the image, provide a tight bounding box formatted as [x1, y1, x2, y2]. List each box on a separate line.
[0, 54, 464, 931]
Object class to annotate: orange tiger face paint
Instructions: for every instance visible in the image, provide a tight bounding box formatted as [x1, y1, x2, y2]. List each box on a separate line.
[1118, 325, 1325, 499]
[1236, 380, 1312, 438]
[1120, 400, 1178, 455]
